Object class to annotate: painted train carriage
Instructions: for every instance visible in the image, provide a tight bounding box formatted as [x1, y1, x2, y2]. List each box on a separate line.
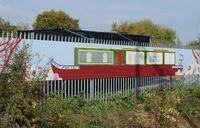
[52, 47, 179, 80]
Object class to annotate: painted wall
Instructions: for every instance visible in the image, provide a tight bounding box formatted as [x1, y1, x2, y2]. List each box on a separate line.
[1, 38, 200, 80]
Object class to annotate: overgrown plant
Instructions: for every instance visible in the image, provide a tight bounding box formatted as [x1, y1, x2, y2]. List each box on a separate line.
[178, 86, 200, 118]
[0, 44, 44, 127]
[143, 87, 181, 128]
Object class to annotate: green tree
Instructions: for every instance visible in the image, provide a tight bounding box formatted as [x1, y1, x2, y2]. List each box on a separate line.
[0, 17, 17, 32]
[0, 44, 43, 127]
[186, 36, 200, 49]
[33, 10, 80, 30]
[112, 20, 176, 45]
[0, 18, 30, 35]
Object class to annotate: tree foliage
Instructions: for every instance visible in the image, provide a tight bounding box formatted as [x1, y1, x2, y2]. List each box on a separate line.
[112, 20, 176, 44]
[186, 36, 200, 49]
[0, 44, 44, 127]
[33, 10, 80, 30]
[0, 18, 30, 34]
[0, 17, 17, 32]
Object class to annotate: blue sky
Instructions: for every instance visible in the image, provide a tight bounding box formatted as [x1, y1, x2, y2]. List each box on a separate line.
[0, 0, 200, 44]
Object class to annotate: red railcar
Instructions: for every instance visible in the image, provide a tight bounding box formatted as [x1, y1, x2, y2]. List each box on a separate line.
[51, 47, 181, 80]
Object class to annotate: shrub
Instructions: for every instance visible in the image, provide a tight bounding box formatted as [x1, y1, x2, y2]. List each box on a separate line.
[178, 87, 200, 118]
[144, 87, 180, 128]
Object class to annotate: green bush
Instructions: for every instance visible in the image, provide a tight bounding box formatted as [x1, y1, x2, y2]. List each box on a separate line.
[178, 87, 200, 118]
[143, 87, 180, 128]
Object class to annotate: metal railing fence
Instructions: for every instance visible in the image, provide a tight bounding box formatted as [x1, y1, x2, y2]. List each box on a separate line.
[44, 75, 200, 102]
[0, 31, 196, 49]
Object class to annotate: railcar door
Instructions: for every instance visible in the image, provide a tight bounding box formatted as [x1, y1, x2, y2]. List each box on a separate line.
[117, 51, 123, 65]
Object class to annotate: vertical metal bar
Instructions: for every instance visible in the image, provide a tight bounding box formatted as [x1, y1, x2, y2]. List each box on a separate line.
[80, 79, 82, 93]
[97, 79, 99, 100]
[83, 79, 86, 101]
[68, 80, 70, 99]
[90, 79, 94, 101]
[50, 34, 53, 41]
[123, 78, 125, 96]
[46, 81, 49, 96]
[74, 80, 77, 96]
[131, 77, 134, 96]
[102, 78, 105, 102]
[148, 76, 150, 90]
[101, 78, 103, 101]
[42, 33, 46, 40]
[58, 80, 60, 97]
[77, 79, 80, 96]
[122, 78, 126, 96]
[64, 80, 67, 99]
[61, 35, 63, 41]
[54, 35, 56, 41]
[145, 77, 147, 91]
[120, 78, 122, 96]
[19, 32, 22, 39]
[110, 78, 113, 97]
[125, 78, 127, 96]
[71, 80, 74, 98]
[58, 35, 60, 41]
[170, 76, 172, 89]
[10, 32, 13, 38]
[135, 77, 138, 98]
[46, 34, 49, 40]
[116, 78, 118, 95]
[23, 32, 27, 39]
[94, 79, 96, 100]
[61, 80, 63, 99]
[105, 78, 108, 103]
[113, 78, 116, 96]
[131, 77, 134, 98]
[77, 37, 80, 42]
[50, 80, 53, 94]
[129, 78, 131, 95]
[87, 79, 89, 102]
[39, 33, 41, 40]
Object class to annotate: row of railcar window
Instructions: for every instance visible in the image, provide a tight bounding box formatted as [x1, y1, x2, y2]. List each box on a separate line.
[74, 47, 175, 66]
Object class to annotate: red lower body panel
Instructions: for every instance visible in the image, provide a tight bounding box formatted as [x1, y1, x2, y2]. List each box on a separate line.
[52, 65, 179, 80]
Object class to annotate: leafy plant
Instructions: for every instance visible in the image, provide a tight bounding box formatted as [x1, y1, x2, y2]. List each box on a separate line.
[144, 87, 180, 128]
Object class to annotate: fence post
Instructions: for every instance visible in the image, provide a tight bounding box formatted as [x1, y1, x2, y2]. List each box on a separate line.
[90, 79, 95, 101]
[134, 77, 138, 98]
[169, 76, 173, 89]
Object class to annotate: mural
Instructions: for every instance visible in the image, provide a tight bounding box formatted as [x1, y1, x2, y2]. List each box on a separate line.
[25, 66, 63, 81]
[175, 49, 200, 76]
[76, 49, 114, 65]
[0, 38, 22, 65]
[126, 51, 145, 65]
[1, 37, 200, 80]
[164, 53, 175, 65]
[21, 40, 200, 79]
[146, 52, 163, 65]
